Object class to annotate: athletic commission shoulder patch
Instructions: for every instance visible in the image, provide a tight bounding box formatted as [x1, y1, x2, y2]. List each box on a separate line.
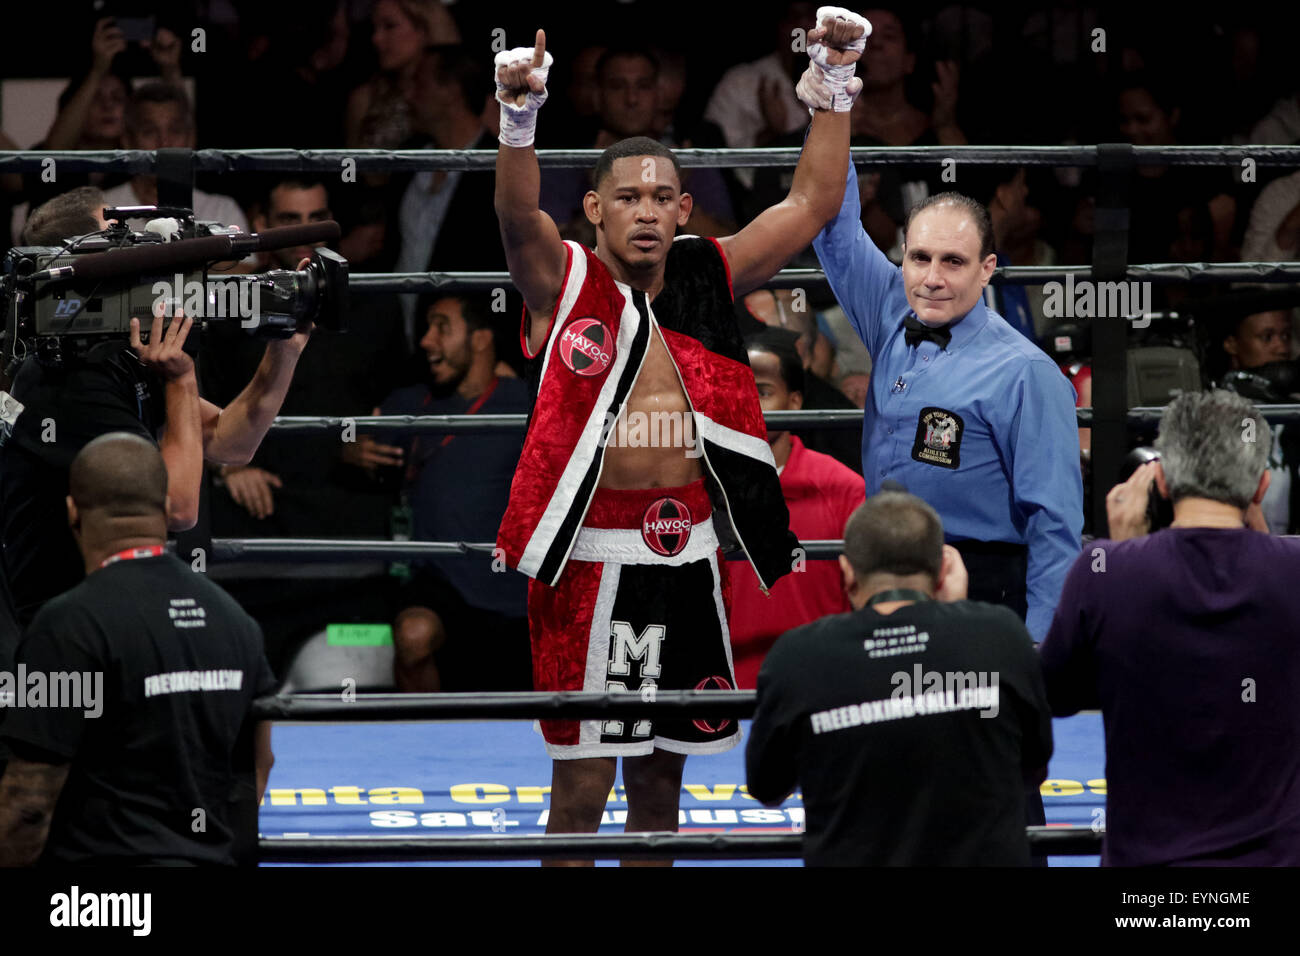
[558, 316, 614, 377]
[911, 406, 964, 469]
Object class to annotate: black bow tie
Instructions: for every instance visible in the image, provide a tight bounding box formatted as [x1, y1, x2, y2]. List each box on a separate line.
[904, 315, 953, 350]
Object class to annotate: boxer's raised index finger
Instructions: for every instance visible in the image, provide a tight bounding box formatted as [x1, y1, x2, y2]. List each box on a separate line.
[532, 29, 546, 67]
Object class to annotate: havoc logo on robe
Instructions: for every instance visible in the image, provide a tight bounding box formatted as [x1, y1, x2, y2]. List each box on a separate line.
[693, 675, 733, 733]
[641, 497, 692, 556]
[559, 317, 614, 376]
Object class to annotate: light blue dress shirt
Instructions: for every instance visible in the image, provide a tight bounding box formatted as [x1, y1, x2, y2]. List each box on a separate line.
[813, 165, 1083, 641]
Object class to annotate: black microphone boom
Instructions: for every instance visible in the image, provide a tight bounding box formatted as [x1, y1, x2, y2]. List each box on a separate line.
[254, 222, 342, 251]
[37, 221, 343, 284]
[45, 234, 237, 283]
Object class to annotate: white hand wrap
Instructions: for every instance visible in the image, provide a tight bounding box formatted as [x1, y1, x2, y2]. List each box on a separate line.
[494, 46, 554, 147]
[802, 5, 871, 112]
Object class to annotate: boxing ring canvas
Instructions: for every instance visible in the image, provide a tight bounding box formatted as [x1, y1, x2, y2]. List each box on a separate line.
[261, 712, 1105, 866]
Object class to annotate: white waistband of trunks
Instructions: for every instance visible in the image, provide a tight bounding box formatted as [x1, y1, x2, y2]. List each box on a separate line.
[569, 516, 719, 565]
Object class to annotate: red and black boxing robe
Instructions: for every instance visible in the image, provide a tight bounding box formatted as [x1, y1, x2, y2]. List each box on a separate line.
[497, 235, 799, 590]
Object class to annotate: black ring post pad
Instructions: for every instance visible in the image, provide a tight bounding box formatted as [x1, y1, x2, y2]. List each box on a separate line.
[155, 147, 195, 216]
[1093, 143, 1135, 282]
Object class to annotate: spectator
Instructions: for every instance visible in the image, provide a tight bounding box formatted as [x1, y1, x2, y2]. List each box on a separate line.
[10, 17, 179, 242]
[651, 48, 688, 142]
[1246, 90, 1300, 145]
[838, 371, 871, 408]
[375, 295, 531, 692]
[392, 45, 501, 341]
[1208, 292, 1300, 533]
[1069, 72, 1236, 285]
[1242, 169, 1300, 263]
[967, 166, 1039, 341]
[540, 47, 736, 243]
[746, 490, 1053, 866]
[204, 175, 407, 535]
[737, 299, 862, 472]
[703, 1, 819, 189]
[541, 44, 605, 147]
[345, 0, 461, 149]
[0, 433, 275, 865]
[727, 330, 865, 688]
[1041, 389, 1300, 865]
[222, 1, 353, 149]
[99, 83, 250, 248]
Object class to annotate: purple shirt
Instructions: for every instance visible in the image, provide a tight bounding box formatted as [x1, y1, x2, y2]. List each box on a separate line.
[1041, 528, 1300, 866]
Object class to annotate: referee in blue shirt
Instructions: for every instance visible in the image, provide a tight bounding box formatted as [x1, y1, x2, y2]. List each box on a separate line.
[813, 165, 1083, 642]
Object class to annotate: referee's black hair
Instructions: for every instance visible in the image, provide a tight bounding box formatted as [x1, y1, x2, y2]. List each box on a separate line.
[842, 491, 944, 585]
[905, 192, 995, 261]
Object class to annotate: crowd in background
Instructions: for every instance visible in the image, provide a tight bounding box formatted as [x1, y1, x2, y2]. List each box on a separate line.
[3, 0, 1300, 681]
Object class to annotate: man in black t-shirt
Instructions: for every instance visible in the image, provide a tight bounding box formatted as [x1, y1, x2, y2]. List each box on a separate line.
[0, 433, 275, 865]
[746, 491, 1053, 866]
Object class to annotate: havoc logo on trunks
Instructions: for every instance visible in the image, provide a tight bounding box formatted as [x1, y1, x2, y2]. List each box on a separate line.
[911, 406, 964, 470]
[641, 497, 693, 556]
[558, 316, 614, 377]
[692, 675, 733, 734]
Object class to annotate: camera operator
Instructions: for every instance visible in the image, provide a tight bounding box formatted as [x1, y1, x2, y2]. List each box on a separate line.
[1041, 389, 1300, 865]
[0, 186, 315, 635]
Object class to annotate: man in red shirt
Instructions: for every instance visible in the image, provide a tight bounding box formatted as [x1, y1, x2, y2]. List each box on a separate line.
[728, 328, 866, 688]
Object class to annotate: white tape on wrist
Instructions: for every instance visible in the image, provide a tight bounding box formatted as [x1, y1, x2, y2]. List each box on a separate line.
[805, 5, 871, 112]
[494, 46, 555, 147]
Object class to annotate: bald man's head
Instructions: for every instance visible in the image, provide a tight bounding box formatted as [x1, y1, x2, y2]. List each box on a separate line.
[68, 432, 168, 520]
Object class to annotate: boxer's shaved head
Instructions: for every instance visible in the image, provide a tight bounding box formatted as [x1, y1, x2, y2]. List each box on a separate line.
[69, 432, 168, 519]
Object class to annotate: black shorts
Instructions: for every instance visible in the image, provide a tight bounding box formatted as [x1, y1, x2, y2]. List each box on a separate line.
[527, 480, 740, 759]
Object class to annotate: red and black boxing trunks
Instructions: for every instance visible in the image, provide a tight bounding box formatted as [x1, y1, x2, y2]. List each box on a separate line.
[528, 478, 740, 758]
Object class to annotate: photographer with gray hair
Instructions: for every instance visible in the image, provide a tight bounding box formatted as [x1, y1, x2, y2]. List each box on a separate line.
[746, 490, 1053, 866]
[1041, 389, 1300, 866]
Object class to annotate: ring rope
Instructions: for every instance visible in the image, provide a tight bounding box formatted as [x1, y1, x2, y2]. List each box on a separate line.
[250, 689, 754, 722]
[5, 144, 1300, 173]
[350, 261, 1300, 294]
[256, 405, 1300, 438]
[257, 826, 1102, 862]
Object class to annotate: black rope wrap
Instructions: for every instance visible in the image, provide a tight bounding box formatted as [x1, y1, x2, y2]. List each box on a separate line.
[256, 405, 1300, 438]
[353, 261, 1300, 294]
[251, 689, 753, 721]
[257, 826, 1101, 862]
[5, 144, 1300, 173]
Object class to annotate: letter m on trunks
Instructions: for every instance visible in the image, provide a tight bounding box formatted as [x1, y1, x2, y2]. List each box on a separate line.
[608, 622, 665, 678]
